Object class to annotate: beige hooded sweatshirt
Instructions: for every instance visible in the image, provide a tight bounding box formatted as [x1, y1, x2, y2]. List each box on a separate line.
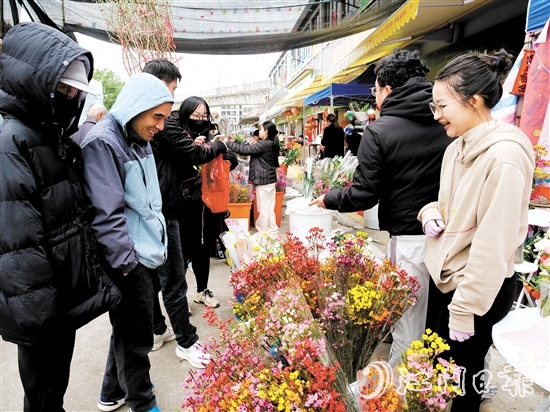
[418, 119, 534, 333]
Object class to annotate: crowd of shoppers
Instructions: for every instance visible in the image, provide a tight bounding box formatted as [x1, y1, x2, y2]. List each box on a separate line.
[0, 20, 534, 412]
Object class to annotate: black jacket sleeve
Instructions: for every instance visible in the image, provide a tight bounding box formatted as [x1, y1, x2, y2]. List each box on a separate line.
[161, 118, 227, 165]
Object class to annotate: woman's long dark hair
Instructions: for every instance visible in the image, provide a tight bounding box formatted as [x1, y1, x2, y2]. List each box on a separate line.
[178, 96, 211, 136]
[262, 120, 280, 167]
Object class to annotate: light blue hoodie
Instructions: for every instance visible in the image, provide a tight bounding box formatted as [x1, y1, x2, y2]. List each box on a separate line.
[81, 73, 173, 272]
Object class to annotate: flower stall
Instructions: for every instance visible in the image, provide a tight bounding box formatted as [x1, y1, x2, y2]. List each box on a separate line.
[182, 229, 451, 412]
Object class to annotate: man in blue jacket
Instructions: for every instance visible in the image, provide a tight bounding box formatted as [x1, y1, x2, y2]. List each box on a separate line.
[81, 73, 174, 412]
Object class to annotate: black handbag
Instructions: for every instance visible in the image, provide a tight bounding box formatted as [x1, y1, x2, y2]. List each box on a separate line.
[180, 176, 202, 201]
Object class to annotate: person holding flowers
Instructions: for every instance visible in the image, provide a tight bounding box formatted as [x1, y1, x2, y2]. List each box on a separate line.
[419, 50, 534, 411]
[310, 49, 450, 367]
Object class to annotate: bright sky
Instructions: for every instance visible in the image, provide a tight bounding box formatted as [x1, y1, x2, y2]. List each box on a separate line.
[75, 33, 279, 100]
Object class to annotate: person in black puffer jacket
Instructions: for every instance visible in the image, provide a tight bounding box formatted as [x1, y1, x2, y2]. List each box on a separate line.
[226, 121, 279, 238]
[0, 22, 121, 411]
[310, 49, 451, 367]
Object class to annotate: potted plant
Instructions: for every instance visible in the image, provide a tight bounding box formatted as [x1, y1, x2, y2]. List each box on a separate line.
[280, 143, 301, 174]
[228, 182, 254, 230]
[349, 101, 376, 125]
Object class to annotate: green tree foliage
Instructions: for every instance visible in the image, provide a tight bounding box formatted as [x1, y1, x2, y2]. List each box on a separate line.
[93, 69, 124, 109]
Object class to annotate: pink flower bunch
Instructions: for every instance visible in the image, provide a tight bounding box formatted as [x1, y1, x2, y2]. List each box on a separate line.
[182, 284, 355, 411]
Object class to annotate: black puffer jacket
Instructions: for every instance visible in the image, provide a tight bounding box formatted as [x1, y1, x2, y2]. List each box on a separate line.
[151, 117, 228, 218]
[0, 23, 121, 346]
[226, 140, 277, 186]
[324, 76, 451, 236]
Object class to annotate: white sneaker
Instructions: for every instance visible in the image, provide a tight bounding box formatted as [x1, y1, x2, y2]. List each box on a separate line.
[97, 397, 125, 412]
[151, 326, 175, 351]
[176, 341, 212, 368]
[193, 289, 220, 308]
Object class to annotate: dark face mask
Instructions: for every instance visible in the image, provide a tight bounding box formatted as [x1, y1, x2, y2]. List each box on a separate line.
[52, 90, 82, 131]
[188, 119, 210, 136]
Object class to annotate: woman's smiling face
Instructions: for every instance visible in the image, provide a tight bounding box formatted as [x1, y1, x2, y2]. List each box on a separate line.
[432, 81, 479, 138]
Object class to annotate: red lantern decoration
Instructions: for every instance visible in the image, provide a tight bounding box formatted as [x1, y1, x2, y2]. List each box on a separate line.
[284, 110, 293, 117]
[291, 107, 301, 115]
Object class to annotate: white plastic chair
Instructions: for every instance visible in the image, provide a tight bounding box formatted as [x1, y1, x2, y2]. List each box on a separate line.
[514, 208, 550, 310]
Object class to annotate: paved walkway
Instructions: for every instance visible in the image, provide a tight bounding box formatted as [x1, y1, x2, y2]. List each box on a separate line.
[1, 165, 548, 411]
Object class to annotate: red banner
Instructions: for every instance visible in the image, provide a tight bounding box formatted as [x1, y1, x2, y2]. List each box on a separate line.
[520, 26, 550, 145]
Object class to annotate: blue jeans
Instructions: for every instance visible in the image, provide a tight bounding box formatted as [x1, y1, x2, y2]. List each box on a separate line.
[153, 218, 198, 349]
[100, 263, 157, 412]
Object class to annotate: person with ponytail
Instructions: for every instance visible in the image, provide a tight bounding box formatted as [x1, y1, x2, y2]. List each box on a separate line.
[226, 121, 279, 238]
[418, 50, 534, 411]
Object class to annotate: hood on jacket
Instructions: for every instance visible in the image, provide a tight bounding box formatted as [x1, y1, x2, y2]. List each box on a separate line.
[109, 73, 174, 130]
[0, 22, 93, 133]
[459, 119, 535, 167]
[379, 76, 434, 123]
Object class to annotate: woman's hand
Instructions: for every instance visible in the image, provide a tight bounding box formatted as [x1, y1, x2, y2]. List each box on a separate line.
[308, 195, 327, 209]
[424, 219, 445, 237]
[194, 136, 206, 145]
[449, 329, 474, 342]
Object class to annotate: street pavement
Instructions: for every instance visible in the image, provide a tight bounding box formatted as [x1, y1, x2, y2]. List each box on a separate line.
[1, 165, 548, 411]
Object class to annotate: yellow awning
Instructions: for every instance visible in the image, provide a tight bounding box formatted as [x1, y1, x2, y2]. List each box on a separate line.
[275, 74, 325, 107]
[322, 0, 493, 83]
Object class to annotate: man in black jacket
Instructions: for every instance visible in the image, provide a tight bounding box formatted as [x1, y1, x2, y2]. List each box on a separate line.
[0, 22, 120, 411]
[310, 49, 450, 366]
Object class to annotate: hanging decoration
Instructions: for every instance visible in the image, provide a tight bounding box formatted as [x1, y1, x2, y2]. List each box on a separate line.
[291, 107, 301, 115]
[100, 0, 177, 75]
[511, 49, 535, 95]
[520, 24, 550, 145]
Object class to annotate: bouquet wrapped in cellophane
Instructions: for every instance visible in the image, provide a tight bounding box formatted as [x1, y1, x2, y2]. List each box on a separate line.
[302, 151, 358, 200]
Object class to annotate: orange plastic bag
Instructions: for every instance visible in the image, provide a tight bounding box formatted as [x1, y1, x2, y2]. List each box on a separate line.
[201, 155, 231, 213]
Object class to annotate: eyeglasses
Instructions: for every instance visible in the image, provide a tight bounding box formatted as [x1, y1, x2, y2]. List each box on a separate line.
[370, 85, 391, 96]
[190, 113, 209, 120]
[429, 96, 469, 116]
[57, 82, 81, 99]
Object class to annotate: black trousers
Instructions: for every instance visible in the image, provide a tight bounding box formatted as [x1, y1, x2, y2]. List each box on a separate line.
[179, 202, 215, 293]
[17, 329, 76, 412]
[152, 218, 198, 349]
[427, 274, 516, 411]
[99, 263, 157, 412]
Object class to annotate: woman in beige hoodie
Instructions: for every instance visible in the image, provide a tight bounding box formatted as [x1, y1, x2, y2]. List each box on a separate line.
[418, 50, 534, 411]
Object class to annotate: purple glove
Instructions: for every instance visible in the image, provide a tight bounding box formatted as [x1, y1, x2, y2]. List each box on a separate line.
[424, 219, 445, 238]
[449, 329, 474, 342]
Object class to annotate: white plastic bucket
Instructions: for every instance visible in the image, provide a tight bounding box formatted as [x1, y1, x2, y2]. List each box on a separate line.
[286, 197, 333, 245]
[364, 203, 379, 230]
